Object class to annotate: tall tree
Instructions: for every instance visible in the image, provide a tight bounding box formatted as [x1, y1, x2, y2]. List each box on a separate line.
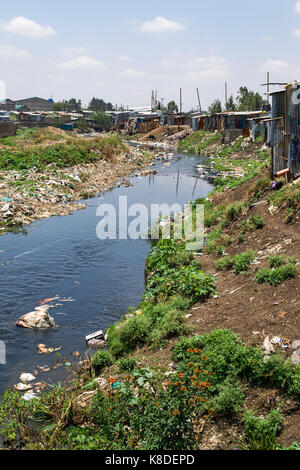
[236, 87, 265, 111]
[167, 101, 179, 113]
[208, 99, 222, 114]
[225, 95, 236, 111]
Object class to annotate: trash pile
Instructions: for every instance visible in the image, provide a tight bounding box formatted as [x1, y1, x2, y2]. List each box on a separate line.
[0, 143, 154, 230]
[16, 305, 55, 329]
[261, 333, 300, 365]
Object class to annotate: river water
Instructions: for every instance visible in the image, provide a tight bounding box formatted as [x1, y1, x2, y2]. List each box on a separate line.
[0, 151, 213, 395]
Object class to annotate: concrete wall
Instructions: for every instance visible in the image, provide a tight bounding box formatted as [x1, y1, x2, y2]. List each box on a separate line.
[0, 122, 17, 138]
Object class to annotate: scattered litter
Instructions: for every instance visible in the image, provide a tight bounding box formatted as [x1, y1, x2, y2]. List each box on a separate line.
[253, 331, 260, 336]
[40, 296, 60, 305]
[16, 305, 55, 329]
[14, 383, 33, 392]
[59, 297, 76, 302]
[37, 366, 51, 373]
[186, 314, 192, 319]
[111, 381, 121, 390]
[20, 373, 36, 383]
[271, 336, 283, 345]
[263, 336, 275, 355]
[22, 392, 38, 402]
[86, 330, 107, 349]
[71, 351, 81, 357]
[37, 344, 62, 355]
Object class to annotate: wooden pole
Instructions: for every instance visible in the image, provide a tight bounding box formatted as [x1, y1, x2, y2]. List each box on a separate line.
[196, 88, 202, 114]
[225, 82, 228, 110]
[267, 72, 270, 104]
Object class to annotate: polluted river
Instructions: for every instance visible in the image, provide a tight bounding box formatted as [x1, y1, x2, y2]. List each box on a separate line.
[0, 150, 214, 396]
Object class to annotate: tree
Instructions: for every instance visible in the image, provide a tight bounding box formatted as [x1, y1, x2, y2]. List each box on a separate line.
[91, 112, 112, 130]
[167, 101, 179, 113]
[208, 99, 222, 114]
[236, 87, 265, 111]
[89, 98, 106, 112]
[225, 95, 236, 111]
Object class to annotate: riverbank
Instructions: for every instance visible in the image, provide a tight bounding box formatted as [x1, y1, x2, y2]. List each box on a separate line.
[0, 127, 155, 232]
[0, 132, 299, 451]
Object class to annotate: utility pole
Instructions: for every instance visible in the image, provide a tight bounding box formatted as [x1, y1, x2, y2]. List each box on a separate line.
[196, 88, 202, 114]
[267, 72, 270, 104]
[179, 88, 182, 131]
[225, 82, 228, 110]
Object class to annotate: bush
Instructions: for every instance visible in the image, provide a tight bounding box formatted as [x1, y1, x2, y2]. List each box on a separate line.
[145, 265, 216, 304]
[243, 409, 283, 450]
[151, 308, 193, 347]
[212, 378, 244, 417]
[92, 350, 113, 374]
[107, 316, 152, 357]
[225, 202, 244, 222]
[216, 256, 234, 271]
[233, 250, 255, 274]
[255, 263, 297, 286]
[117, 358, 137, 373]
[247, 215, 264, 230]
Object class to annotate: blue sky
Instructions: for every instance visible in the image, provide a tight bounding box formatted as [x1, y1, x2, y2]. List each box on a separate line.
[0, 0, 300, 110]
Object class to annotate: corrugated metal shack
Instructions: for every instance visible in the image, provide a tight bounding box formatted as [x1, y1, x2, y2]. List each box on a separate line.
[270, 83, 300, 179]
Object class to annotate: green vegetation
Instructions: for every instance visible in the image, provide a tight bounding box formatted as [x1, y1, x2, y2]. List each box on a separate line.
[92, 350, 114, 374]
[242, 409, 283, 450]
[178, 130, 221, 154]
[216, 250, 255, 274]
[0, 132, 127, 171]
[255, 263, 297, 286]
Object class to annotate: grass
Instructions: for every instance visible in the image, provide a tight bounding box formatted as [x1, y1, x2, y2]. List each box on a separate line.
[255, 263, 297, 286]
[0, 130, 127, 171]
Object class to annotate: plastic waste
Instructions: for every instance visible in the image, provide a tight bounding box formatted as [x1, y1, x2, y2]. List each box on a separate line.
[16, 305, 55, 329]
[20, 373, 36, 383]
[37, 344, 62, 354]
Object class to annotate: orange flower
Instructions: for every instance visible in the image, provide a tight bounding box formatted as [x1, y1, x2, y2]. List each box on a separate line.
[177, 373, 183, 378]
[109, 377, 116, 384]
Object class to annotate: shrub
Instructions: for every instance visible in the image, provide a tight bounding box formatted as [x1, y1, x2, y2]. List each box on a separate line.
[225, 202, 244, 222]
[243, 409, 283, 450]
[216, 256, 234, 271]
[92, 350, 113, 374]
[233, 250, 255, 274]
[145, 265, 216, 304]
[247, 215, 264, 230]
[151, 308, 193, 347]
[255, 263, 297, 286]
[117, 358, 137, 373]
[212, 378, 244, 417]
[107, 316, 152, 357]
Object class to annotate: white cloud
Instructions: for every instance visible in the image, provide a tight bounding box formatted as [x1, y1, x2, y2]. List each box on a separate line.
[261, 35, 275, 41]
[261, 59, 300, 79]
[162, 55, 230, 80]
[139, 16, 184, 33]
[121, 68, 146, 78]
[57, 55, 105, 70]
[295, 1, 300, 13]
[0, 45, 31, 59]
[119, 55, 129, 62]
[4, 16, 56, 38]
[261, 59, 290, 72]
[292, 29, 300, 37]
[60, 46, 88, 58]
